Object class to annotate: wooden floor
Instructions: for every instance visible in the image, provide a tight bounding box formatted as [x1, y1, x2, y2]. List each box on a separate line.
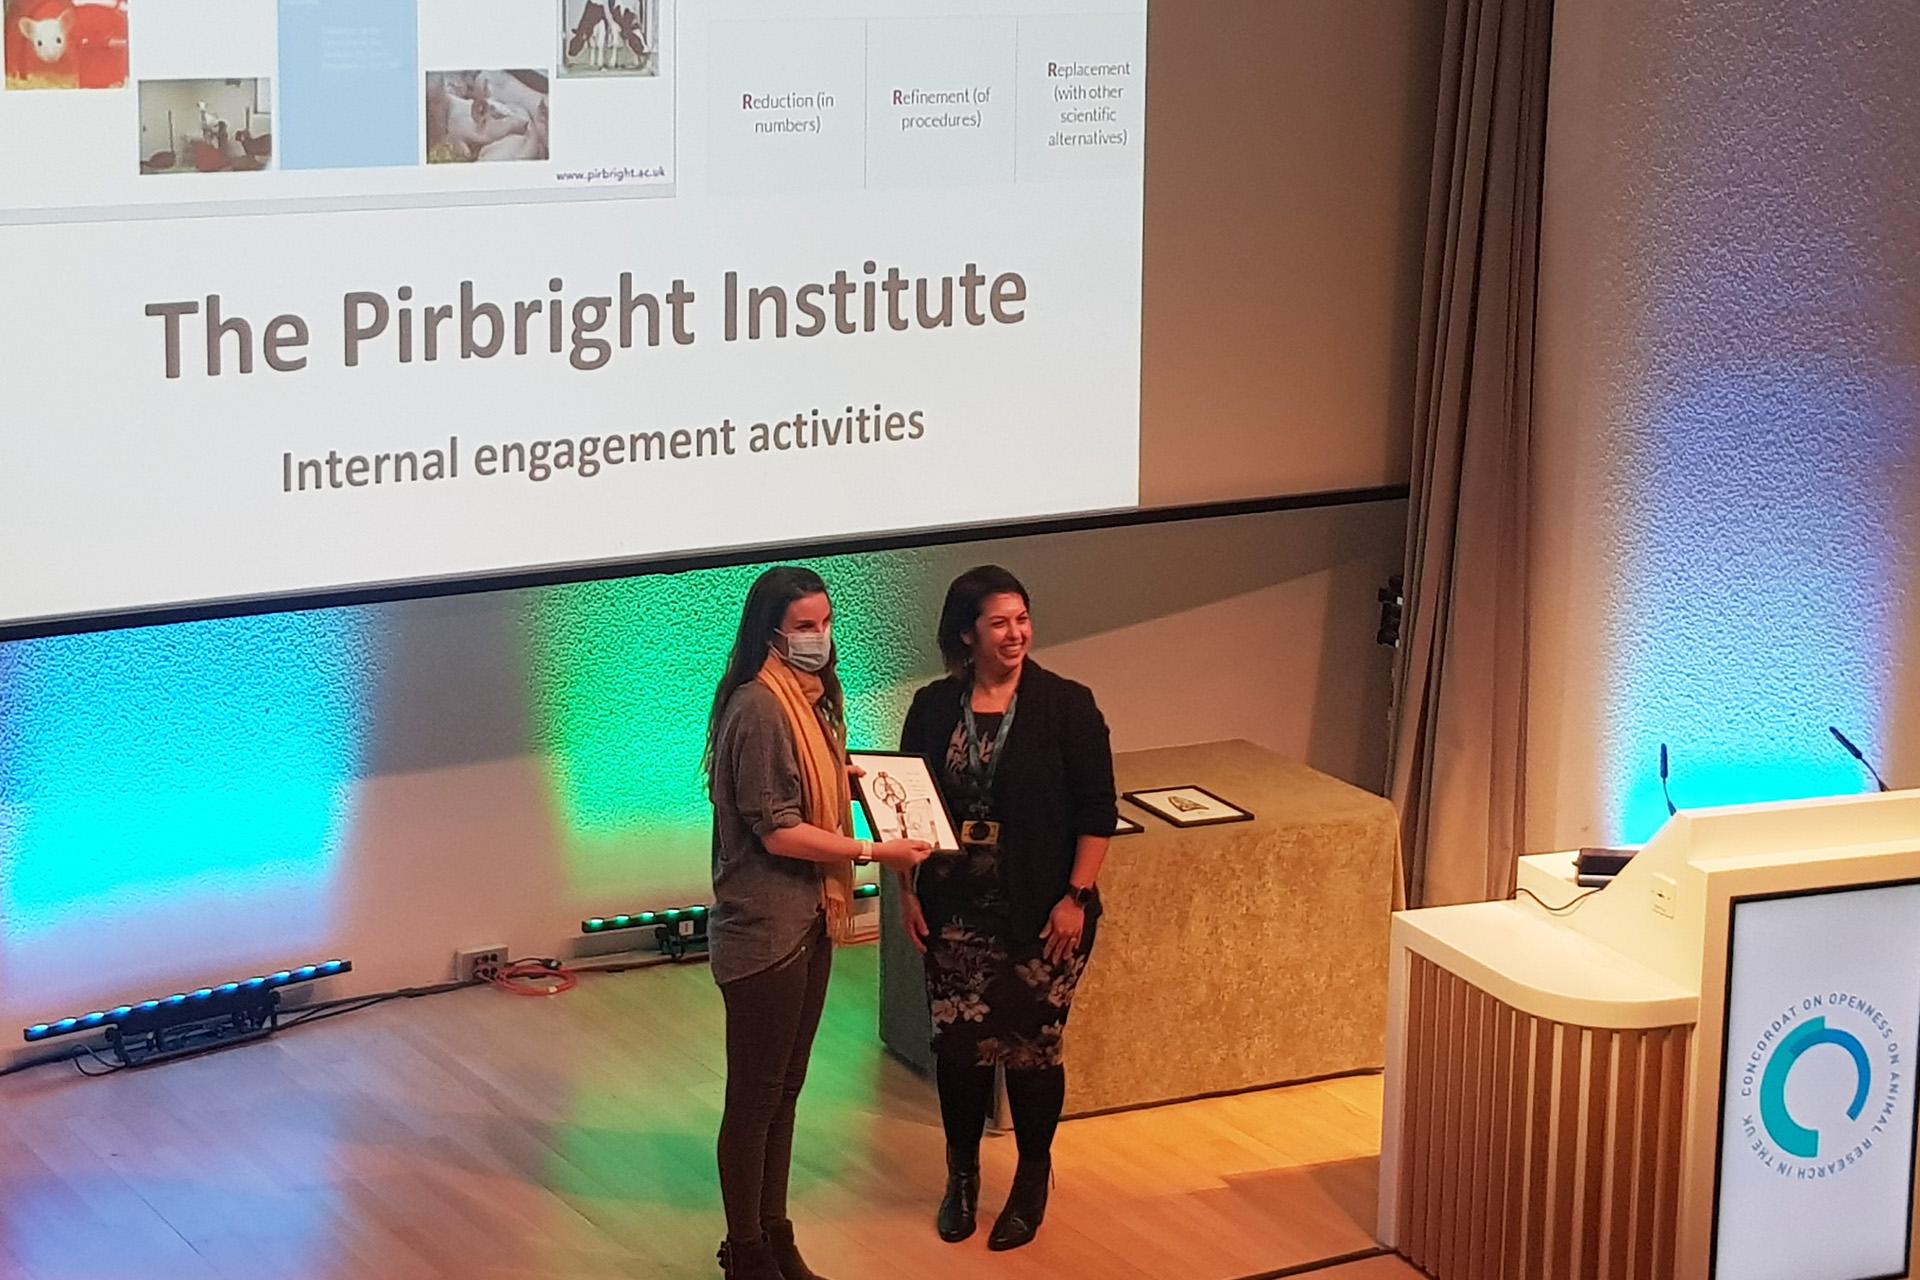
[0, 945, 1422, 1280]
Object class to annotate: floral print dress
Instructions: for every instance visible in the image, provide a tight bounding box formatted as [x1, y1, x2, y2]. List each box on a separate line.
[918, 714, 1096, 1070]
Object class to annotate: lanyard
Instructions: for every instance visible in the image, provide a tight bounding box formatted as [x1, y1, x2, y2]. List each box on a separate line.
[960, 687, 1017, 814]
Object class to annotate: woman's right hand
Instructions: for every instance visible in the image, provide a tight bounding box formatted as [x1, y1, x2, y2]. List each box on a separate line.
[899, 890, 931, 954]
[872, 838, 933, 872]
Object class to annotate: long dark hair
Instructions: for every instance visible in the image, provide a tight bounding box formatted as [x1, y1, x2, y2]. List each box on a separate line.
[705, 566, 845, 783]
[936, 564, 1031, 677]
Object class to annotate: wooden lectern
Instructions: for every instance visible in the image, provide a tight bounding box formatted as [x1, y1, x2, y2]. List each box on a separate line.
[1378, 791, 1920, 1280]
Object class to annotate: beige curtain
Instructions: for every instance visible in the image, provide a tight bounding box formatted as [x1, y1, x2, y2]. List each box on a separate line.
[1389, 0, 1553, 907]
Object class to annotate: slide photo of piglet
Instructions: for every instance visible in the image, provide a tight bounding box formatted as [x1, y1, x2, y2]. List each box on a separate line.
[426, 69, 550, 164]
[137, 78, 272, 175]
[4, 0, 128, 91]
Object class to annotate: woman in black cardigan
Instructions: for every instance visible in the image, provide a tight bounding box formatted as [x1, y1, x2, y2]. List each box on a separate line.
[896, 564, 1116, 1252]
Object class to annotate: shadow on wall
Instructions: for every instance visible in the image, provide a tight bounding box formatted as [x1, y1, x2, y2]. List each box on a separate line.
[352, 500, 1406, 784]
[0, 501, 1404, 1023]
[327, 500, 1404, 910]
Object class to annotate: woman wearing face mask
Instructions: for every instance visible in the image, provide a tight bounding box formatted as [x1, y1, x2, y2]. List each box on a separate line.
[896, 565, 1117, 1251]
[706, 566, 932, 1280]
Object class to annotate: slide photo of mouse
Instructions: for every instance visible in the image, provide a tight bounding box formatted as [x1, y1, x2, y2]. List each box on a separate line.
[4, 0, 127, 91]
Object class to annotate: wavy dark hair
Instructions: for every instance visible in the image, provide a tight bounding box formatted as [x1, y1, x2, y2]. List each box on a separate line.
[705, 566, 845, 783]
[936, 564, 1031, 677]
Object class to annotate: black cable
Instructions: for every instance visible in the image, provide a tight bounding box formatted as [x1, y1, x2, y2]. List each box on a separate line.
[279, 994, 400, 1031]
[571, 952, 699, 975]
[7, 949, 694, 1082]
[0, 1044, 87, 1079]
[1516, 885, 1603, 915]
[1233, 1246, 1395, 1280]
[73, 1041, 125, 1077]
[295, 977, 473, 1014]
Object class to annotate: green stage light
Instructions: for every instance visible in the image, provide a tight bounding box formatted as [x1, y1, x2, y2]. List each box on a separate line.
[582, 904, 706, 935]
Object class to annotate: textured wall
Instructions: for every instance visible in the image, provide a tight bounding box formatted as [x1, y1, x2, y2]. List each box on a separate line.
[0, 502, 1403, 1050]
[1530, 0, 1920, 847]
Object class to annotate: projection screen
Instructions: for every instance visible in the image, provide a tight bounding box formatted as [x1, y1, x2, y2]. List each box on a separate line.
[0, 0, 1435, 638]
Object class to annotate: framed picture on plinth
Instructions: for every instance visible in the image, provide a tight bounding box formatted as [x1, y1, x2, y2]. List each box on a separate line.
[1123, 785, 1253, 829]
[848, 751, 962, 855]
[1114, 812, 1145, 836]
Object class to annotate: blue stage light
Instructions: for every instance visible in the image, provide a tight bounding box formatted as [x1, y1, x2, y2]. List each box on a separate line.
[21, 959, 353, 1043]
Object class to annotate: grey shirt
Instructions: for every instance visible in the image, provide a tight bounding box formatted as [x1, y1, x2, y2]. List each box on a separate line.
[708, 682, 830, 985]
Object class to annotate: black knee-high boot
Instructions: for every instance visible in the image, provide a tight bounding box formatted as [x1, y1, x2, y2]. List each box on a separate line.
[987, 1157, 1050, 1251]
[989, 1065, 1065, 1250]
[937, 1144, 981, 1243]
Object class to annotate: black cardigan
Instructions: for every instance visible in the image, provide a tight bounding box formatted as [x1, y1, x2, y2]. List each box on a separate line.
[899, 660, 1118, 939]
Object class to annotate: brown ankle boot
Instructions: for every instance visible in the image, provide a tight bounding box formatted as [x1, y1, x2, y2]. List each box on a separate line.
[716, 1235, 784, 1280]
[763, 1219, 830, 1280]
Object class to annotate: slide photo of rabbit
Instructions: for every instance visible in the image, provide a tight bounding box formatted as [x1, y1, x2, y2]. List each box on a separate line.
[5, 0, 128, 90]
[137, 78, 273, 175]
[426, 69, 550, 164]
[559, 0, 660, 78]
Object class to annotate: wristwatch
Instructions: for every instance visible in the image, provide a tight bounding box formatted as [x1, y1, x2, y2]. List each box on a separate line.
[1066, 884, 1095, 907]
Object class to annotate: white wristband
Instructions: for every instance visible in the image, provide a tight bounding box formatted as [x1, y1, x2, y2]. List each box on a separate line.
[855, 839, 873, 865]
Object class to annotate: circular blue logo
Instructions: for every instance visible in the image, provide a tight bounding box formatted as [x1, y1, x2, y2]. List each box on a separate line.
[1736, 993, 1902, 1178]
[1759, 1016, 1871, 1158]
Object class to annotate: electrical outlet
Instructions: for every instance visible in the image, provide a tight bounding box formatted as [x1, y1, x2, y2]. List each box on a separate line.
[1649, 874, 1677, 919]
[456, 945, 508, 983]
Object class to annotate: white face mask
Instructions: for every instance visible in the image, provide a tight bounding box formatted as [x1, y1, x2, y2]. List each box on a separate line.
[777, 626, 832, 673]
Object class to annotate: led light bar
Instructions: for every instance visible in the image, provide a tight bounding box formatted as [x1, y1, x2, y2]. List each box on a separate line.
[582, 905, 709, 935]
[22, 959, 352, 1043]
[581, 884, 880, 937]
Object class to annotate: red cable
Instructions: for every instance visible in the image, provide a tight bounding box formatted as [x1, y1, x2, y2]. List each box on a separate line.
[489, 958, 579, 996]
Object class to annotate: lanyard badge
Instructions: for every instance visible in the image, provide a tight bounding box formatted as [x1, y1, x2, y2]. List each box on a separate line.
[960, 688, 1016, 849]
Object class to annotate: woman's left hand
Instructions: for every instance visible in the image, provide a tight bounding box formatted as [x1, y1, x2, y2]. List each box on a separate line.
[1039, 896, 1086, 965]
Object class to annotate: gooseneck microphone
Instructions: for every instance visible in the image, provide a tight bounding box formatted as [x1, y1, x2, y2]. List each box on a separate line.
[1829, 726, 1891, 793]
[1659, 743, 1677, 816]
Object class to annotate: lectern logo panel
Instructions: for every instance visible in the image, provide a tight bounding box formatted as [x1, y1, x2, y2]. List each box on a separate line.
[1712, 881, 1920, 1280]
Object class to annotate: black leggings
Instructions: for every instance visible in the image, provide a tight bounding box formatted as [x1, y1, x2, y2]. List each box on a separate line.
[716, 924, 833, 1242]
[937, 1057, 1066, 1163]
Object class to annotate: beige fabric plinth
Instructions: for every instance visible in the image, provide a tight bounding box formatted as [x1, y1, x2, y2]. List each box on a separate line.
[880, 739, 1400, 1117]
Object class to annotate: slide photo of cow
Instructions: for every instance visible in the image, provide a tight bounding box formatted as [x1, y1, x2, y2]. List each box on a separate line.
[559, 0, 660, 78]
[426, 70, 550, 165]
[5, 0, 128, 90]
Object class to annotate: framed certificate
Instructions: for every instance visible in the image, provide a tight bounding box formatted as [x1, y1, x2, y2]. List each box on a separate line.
[1124, 785, 1254, 829]
[849, 751, 962, 855]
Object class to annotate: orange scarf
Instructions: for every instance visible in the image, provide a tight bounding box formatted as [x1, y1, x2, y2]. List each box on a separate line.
[756, 655, 855, 943]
